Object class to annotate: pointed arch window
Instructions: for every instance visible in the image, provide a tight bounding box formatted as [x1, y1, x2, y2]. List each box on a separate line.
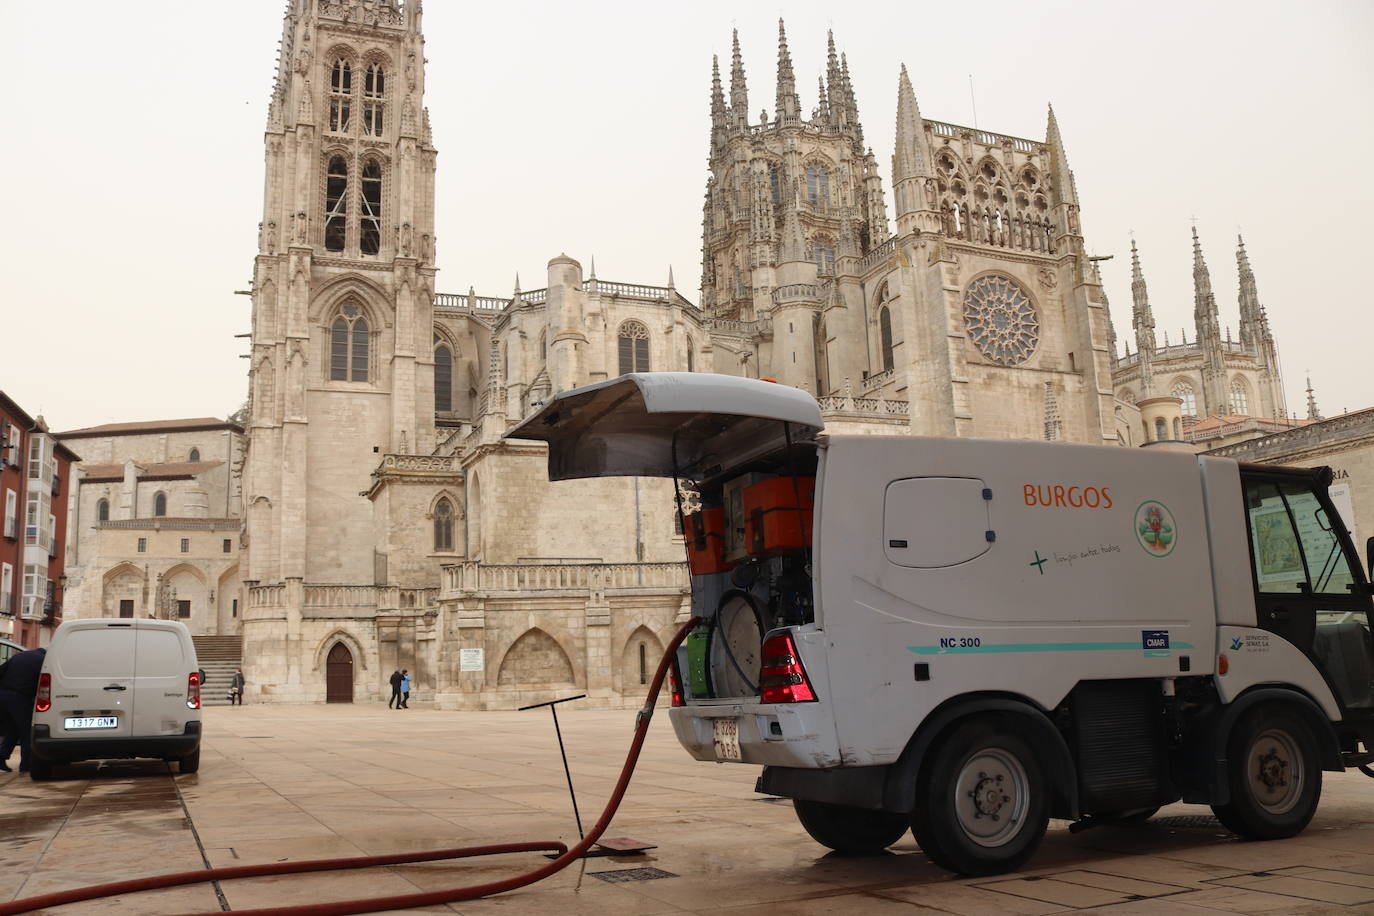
[769, 167, 781, 207]
[97, 499, 109, 523]
[618, 321, 650, 375]
[153, 492, 167, 517]
[813, 244, 835, 276]
[329, 60, 352, 133]
[434, 342, 453, 413]
[1172, 382, 1197, 417]
[188, 448, 200, 463]
[806, 164, 830, 206]
[360, 159, 382, 256]
[363, 63, 385, 136]
[1154, 417, 1168, 441]
[324, 156, 348, 252]
[1229, 380, 1249, 415]
[879, 306, 895, 372]
[433, 498, 454, 552]
[330, 304, 370, 382]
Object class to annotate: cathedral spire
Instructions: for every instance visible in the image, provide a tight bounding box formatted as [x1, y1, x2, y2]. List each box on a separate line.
[1192, 227, 1228, 415]
[840, 53, 866, 151]
[1130, 238, 1158, 399]
[816, 75, 829, 120]
[1045, 104, 1078, 207]
[775, 19, 800, 124]
[825, 30, 844, 125]
[1235, 232, 1266, 354]
[710, 55, 728, 155]
[729, 29, 749, 129]
[710, 55, 727, 125]
[1306, 375, 1322, 421]
[892, 64, 937, 237]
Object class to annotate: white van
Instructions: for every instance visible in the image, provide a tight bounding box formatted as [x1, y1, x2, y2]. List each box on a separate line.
[0, 637, 22, 664]
[30, 619, 202, 779]
[513, 374, 1374, 876]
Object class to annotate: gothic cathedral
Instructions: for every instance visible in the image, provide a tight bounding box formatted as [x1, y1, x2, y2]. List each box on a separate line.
[238, 5, 1287, 705]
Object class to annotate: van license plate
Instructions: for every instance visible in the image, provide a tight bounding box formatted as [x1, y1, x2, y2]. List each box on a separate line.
[713, 718, 741, 761]
[65, 717, 118, 730]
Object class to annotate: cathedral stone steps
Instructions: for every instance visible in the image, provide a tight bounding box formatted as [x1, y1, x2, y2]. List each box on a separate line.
[192, 636, 244, 706]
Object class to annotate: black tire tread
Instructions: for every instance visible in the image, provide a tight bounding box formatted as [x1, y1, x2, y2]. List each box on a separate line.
[794, 799, 909, 855]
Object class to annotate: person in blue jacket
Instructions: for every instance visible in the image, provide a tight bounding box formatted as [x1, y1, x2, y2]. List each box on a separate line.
[399, 670, 411, 709]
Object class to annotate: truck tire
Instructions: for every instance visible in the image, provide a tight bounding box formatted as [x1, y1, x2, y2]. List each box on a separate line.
[1211, 706, 1321, 840]
[793, 799, 909, 855]
[28, 758, 54, 781]
[909, 715, 1049, 876]
[178, 747, 201, 774]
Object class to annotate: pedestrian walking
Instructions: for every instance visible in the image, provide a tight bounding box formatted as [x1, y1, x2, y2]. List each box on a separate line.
[388, 669, 403, 708]
[229, 667, 245, 705]
[400, 670, 411, 709]
[0, 648, 46, 774]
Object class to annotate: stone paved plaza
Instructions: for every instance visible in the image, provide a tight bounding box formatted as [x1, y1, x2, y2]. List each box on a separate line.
[3, 704, 1374, 914]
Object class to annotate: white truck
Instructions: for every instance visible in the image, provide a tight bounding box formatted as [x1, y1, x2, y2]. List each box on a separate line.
[511, 373, 1374, 876]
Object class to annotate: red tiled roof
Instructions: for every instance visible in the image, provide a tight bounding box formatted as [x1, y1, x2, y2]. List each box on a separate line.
[55, 417, 241, 439]
[79, 460, 224, 483]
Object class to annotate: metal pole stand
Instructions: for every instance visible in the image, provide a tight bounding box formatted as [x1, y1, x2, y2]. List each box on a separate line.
[519, 694, 657, 859]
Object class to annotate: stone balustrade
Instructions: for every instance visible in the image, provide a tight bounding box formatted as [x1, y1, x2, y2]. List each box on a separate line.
[860, 237, 897, 271]
[818, 394, 909, 419]
[861, 368, 896, 393]
[441, 560, 688, 596]
[379, 454, 461, 473]
[773, 283, 817, 305]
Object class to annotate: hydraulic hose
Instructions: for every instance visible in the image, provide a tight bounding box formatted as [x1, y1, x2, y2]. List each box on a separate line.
[0, 617, 703, 916]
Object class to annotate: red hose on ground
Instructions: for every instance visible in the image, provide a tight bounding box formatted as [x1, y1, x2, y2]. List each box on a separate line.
[0, 617, 702, 916]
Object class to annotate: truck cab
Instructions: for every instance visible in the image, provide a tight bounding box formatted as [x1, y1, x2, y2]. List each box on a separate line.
[511, 373, 1374, 876]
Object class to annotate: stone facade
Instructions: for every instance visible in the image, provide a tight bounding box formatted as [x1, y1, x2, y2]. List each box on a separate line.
[1111, 234, 1286, 445]
[55, 418, 245, 636]
[235, 6, 1302, 707]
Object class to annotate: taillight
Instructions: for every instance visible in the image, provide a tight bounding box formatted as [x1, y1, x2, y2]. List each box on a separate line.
[35, 673, 51, 712]
[187, 671, 201, 710]
[759, 632, 817, 704]
[668, 661, 684, 707]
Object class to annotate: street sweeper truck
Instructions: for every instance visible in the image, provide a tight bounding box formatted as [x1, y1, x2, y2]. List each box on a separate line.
[510, 373, 1374, 876]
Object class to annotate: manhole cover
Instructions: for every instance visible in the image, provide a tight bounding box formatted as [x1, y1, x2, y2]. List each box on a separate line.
[1153, 815, 1224, 830]
[589, 867, 678, 883]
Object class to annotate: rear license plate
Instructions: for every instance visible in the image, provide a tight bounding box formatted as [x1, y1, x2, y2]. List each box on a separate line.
[712, 717, 741, 761]
[65, 716, 118, 730]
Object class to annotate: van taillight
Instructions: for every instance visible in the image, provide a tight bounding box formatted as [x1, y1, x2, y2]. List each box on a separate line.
[759, 632, 817, 704]
[187, 671, 201, 710]
[35, 673, 51, 712]
[668, 661, 684, 707]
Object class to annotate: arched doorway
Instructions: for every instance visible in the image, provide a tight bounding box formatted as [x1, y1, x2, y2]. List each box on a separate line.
[325, 643, 354, 703]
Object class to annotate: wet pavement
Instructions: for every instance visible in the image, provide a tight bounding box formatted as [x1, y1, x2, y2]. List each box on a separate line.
[2, 704, 1373, 914]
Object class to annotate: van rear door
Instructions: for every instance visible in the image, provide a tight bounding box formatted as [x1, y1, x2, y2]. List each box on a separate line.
[131, 623, 196, 736]
[49, 622, 136, 740]
[505, 372, 824, 480]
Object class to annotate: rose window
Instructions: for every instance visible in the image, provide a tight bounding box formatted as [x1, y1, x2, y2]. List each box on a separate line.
[963, 275, 1040, 366]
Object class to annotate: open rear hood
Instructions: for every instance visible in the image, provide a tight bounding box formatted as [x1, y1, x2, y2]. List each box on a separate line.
[505, 373, 824, 481]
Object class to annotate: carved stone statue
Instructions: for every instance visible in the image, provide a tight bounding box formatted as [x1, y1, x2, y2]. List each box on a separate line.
[399, 222, 413, 257]
[293, 211, 308, 245]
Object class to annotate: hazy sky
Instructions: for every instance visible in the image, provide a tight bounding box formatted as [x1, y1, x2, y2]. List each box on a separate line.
[5, 0, 1371, 431]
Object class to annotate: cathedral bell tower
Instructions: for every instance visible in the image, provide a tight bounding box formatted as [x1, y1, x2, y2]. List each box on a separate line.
[242, 0, 437, 609]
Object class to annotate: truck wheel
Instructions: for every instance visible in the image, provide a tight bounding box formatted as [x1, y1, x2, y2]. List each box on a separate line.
[910, 716, 1049, 876]
[178, 748, 201, 774]
[1211, 706, 1321, 840]
[28, 759, 54, 781]
[793, 799, 909, 854]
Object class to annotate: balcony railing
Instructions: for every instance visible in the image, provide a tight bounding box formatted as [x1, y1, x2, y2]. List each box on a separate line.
[442, 561, 688, 595]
